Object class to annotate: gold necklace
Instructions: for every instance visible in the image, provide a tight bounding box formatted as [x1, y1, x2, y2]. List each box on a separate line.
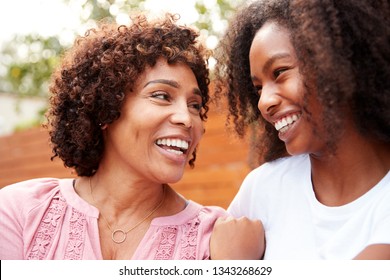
[89, 177, 166, 244]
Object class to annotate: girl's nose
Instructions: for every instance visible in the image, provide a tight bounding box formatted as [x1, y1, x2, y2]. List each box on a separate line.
[257, 83, 281, 116]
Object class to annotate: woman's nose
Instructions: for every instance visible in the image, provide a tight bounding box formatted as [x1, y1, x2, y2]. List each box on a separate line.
[170, 103, 193, 128]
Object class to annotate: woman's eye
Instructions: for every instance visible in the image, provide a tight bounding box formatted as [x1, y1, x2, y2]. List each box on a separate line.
[151, 91, 170, 101]
[189, 102, 202, 112]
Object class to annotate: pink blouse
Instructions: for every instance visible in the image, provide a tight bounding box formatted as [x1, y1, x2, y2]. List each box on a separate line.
[0, 178, 227, 260]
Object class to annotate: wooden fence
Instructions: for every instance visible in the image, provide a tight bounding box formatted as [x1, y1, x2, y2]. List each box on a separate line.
[0, 103, 251, 208]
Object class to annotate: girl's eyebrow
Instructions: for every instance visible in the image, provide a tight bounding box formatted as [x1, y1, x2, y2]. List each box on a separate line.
[262, 53, 291, 74]
[251, 53, 291, 82]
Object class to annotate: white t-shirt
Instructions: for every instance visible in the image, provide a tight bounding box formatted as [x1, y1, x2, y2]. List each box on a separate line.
[228, 154, 390, 259]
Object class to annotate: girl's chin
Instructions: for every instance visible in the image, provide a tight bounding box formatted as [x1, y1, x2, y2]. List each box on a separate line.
[285, 144, 307, 157]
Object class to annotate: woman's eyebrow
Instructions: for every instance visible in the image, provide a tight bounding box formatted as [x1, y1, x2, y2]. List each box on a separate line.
[144, 78, 202, 97]
[143, 79, 179, 88]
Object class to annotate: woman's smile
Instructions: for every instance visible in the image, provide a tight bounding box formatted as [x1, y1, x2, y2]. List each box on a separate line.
[155, 136, 191, 163]
[102, 58, 204, 184]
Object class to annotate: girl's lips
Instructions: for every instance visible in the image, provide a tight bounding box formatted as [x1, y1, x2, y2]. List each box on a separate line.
[277, 115, 300, 142]
[274, 113, 301, 132]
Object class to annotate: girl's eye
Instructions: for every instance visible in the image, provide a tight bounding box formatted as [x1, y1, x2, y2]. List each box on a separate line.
[254, 85, 262, 96]
[274, 68, 288, 78]
[151, 91, 170, 101]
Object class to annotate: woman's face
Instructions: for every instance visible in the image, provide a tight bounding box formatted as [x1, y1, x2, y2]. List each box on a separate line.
[249, 21, 325, 156]
[102, 58, 204, 184]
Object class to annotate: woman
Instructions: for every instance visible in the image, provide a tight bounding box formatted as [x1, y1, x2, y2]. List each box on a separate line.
[0, 13, 228, 260]
[212, 0, 390, 259]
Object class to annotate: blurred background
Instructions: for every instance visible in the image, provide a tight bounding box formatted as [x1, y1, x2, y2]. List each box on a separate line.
[0, 0, 252, 208]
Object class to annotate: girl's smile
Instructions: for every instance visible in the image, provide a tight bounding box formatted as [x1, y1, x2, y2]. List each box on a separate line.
[249, 21, 325, 156]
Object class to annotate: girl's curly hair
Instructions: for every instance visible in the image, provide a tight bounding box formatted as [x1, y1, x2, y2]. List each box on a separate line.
[213, 0, 390, 165]
[46, 13, 210, 176]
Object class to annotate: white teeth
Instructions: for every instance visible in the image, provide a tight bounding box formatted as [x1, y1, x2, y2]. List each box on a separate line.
[166, 149, 183, 155]
[156, 138, 189, 150]
[274, 114, 301, 132]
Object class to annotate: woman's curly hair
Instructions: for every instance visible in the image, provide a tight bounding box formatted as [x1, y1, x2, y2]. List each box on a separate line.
[46, 13, 210, 176]
[213, 0, 390, 165]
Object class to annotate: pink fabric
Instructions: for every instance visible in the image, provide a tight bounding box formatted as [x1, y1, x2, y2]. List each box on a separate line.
[0, 178, 227, 260]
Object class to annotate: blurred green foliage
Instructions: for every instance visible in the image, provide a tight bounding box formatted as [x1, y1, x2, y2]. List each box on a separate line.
[0, 0, 243, 99]
[0, 35, 64, 97]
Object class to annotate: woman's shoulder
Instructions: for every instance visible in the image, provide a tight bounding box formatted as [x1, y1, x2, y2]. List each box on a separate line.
[0, 178, 70, 210]
[1, 177, 61, 194]
[195, 202, 229, 221]
[152, 200, 227, 226]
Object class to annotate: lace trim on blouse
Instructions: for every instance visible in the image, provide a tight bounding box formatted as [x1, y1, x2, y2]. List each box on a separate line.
[154, 218, 200, 260]
[27, 192, 86, 260]
[26, 189, 206, 260]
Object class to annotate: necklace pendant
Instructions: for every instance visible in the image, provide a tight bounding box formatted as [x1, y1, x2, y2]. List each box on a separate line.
[112, 229, 127, 244]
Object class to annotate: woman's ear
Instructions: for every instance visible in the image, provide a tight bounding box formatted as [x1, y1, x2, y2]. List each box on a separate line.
[100, 123, 108, 130]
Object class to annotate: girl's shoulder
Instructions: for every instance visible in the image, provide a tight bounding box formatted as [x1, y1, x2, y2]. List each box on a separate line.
[247, 154, 310, 181]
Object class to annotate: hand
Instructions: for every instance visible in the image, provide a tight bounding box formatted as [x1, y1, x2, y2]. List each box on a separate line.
[210, 216, 265, 260]
[354, 244, 390, 259]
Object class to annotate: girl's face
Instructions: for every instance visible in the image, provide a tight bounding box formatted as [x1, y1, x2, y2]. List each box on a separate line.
[102, 58, 204, 184]
[249, 21, 325, 156]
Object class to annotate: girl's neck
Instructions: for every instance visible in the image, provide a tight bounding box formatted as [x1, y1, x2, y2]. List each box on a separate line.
[309, 130, 390, 206]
